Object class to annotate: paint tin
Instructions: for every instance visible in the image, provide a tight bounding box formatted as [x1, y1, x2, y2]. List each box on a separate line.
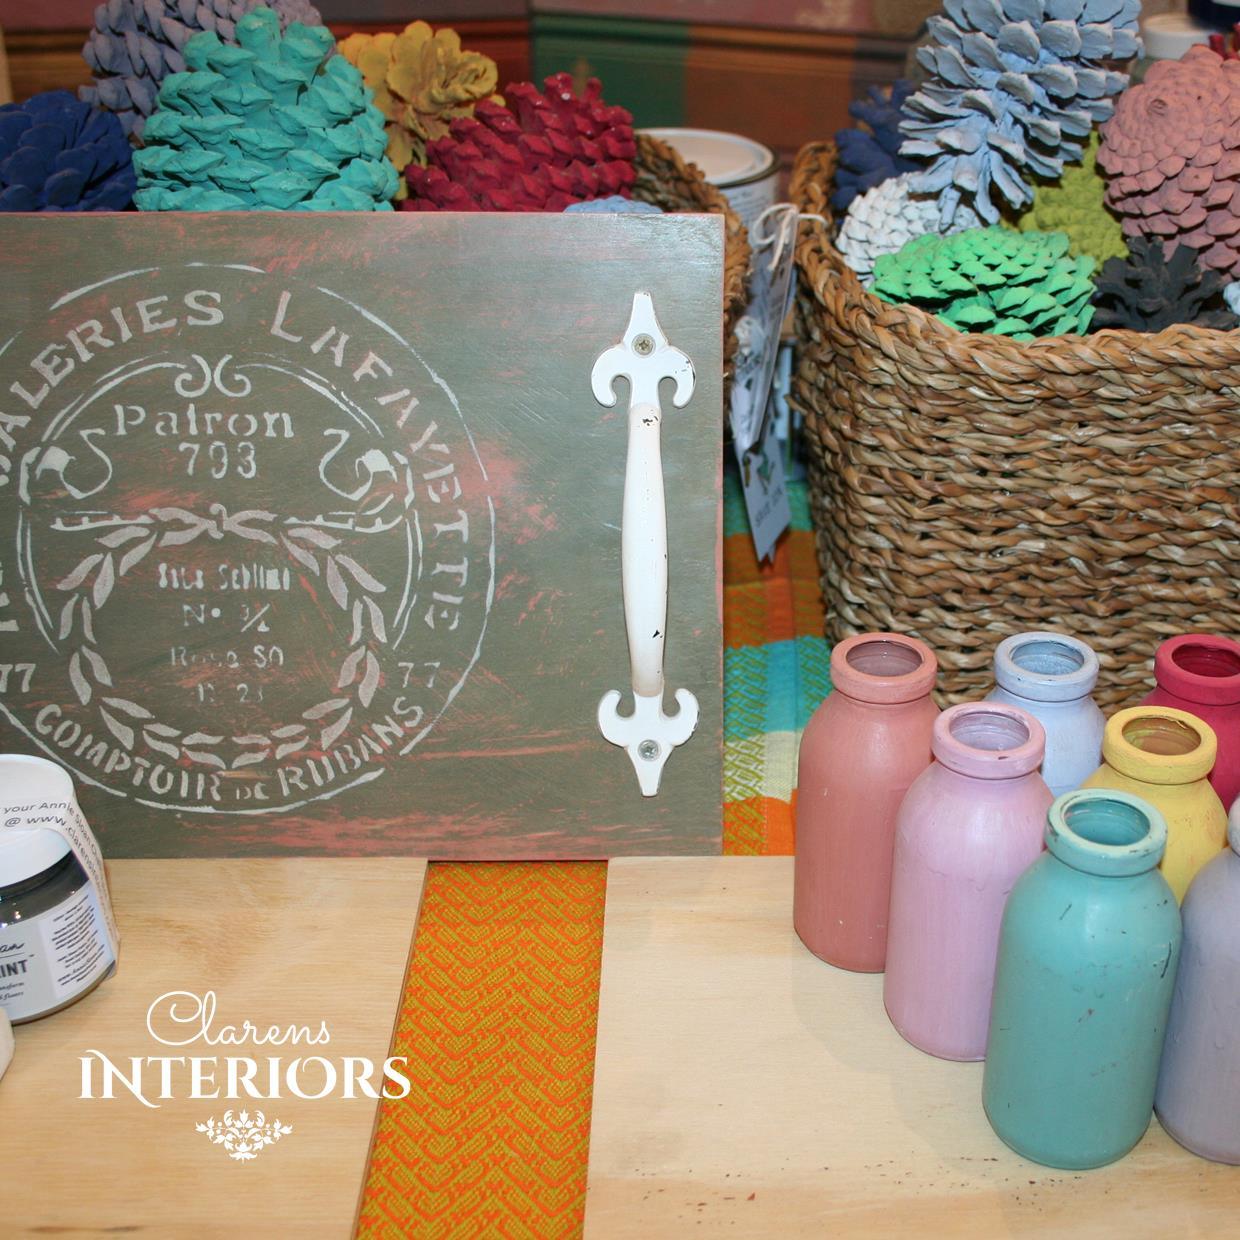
[642, 128, 779, 232]
[0, 1006, 12, 1080]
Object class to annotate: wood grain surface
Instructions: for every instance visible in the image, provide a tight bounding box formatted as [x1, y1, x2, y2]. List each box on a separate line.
[1, 857, 426, 1238]
[586, 857, 1240, 1239]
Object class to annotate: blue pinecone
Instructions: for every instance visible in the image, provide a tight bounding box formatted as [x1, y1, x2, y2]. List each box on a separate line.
[81, 0, 324, 138]
[0, 90, 135, 211]
[832, 80, 919, 213]
[899, 0, 1141, 226]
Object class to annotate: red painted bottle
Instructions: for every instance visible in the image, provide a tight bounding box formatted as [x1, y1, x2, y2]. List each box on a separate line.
[1142, 634, 1240, 809]
[795, 632, 939, 972]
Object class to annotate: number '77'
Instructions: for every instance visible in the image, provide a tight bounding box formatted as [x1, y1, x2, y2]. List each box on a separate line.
[0, 664, 35, 692]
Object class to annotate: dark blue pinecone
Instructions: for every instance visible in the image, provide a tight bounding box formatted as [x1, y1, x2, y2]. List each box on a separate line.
[81, 0, 324, 138]
[0, 91, 135, 211]
[832, 79, 918, 213]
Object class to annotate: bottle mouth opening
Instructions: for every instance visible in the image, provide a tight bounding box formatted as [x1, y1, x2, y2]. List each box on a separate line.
[948, 708, 1030, 753]
[1121, 714, 1202, 757]
[1062, 796, 1150, 849]
[1170, 642, 1240, 681]
[1010, 638, 1085, 678]
[845, 638, 924, 678]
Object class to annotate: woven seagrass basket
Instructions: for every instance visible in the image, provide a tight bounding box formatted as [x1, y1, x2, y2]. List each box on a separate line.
[633, 131, 750, 381]
[790, 140, 1240, 710]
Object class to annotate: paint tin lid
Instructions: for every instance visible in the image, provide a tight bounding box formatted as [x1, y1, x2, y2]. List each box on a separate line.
[1141, 13, 1213, 60]
[642, 128, 777, 189]
[0, 827, 70, 889]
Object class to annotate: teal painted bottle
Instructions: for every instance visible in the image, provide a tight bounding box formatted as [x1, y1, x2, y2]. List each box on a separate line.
[983, 789, 1182, 1169]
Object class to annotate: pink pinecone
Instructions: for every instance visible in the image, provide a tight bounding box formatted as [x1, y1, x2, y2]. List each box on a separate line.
[1099, 44, 1240, 279]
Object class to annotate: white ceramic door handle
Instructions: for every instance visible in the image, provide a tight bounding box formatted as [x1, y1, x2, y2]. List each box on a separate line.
[592, 292, 699, 796]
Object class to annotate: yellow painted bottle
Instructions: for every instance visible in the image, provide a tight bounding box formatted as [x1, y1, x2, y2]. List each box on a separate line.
[1083, 706, 1227, 902]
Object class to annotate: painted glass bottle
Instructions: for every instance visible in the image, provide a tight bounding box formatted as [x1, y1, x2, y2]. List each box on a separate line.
[983, 789, 1182, 1169]
[986, 631, 1105, 797]
[1142, 633, 1240, 810]
[1155, 796, 1240, 1164]
[1082, 706, 1227, 902]
[794, 632, 939, 972]
[885, 702, 1052, 1061]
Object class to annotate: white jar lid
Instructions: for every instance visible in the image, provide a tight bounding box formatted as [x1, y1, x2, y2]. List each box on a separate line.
[641, 127, 777, 188]
[0, 827, 71, 887]
[1141, 13, 1213, 60]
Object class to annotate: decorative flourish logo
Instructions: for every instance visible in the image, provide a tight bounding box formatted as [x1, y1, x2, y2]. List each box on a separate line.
[196, 1109, 293, 1162]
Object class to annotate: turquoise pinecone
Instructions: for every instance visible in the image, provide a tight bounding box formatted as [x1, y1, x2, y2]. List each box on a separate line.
[134, 7, 396, 211]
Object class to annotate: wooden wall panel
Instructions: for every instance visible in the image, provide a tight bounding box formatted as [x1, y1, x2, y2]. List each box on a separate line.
[683, 27, 906, 171]
[2, 20, 530, 106]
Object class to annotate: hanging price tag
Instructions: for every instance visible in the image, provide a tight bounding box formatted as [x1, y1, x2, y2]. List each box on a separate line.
[735, 409, 791, 564]
[728, 203, 800, 456]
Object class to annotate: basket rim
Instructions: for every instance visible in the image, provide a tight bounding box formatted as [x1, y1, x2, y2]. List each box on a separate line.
[790, 139, 1240, 371]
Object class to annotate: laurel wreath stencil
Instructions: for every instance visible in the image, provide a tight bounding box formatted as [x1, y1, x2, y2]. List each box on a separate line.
[196, 1110, 292, 1162]
[56, 503, 390, 768]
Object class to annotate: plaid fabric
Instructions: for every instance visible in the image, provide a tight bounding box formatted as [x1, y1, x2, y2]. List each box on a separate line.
[358, 469, 829, 1238]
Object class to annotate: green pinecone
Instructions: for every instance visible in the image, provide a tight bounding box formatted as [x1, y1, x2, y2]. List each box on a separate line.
[133, 7, 395, 211]
[1017, 134, 1126, 268]
[872, 226, 1096, 340]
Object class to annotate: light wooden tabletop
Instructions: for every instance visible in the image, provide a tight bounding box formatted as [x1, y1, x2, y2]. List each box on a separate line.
[1, 857, 426, 1238]
[586, 856, 1240, 1239]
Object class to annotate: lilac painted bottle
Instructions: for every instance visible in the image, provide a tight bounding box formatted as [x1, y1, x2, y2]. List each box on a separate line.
[884, 702, 1053, 1061]
[1154, 796, 1240, 1163]
[986, 632, 1105, 798]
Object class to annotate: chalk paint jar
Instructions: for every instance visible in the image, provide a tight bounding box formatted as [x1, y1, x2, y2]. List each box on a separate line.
[987, 632, 1105, 798]
[1083, 706, 1227, 902]
[0, 1006, 12, 1080]
[0, 826, 114, 1023]
[983, 789, 1181, 1169]
[795, 632, 939, 972]
[1142, 633, 1240, 810]
[884, 703, 1051, 1061]
[1155, 796, 1240, 1164]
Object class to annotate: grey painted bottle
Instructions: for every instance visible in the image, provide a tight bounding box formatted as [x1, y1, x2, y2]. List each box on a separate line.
[983, 789, 1181, 1169]
[1155, 796, 1240, 1163]
[987, 632, 1105, 798]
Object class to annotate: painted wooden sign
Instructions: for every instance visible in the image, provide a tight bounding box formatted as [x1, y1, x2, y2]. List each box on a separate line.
[0, 213, 723, 858]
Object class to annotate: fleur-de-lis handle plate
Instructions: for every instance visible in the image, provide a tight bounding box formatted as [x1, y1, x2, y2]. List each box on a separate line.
[592, 292, 699, 797]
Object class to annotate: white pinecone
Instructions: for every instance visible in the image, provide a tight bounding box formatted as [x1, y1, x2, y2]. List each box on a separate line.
[837, 173, 980, 284]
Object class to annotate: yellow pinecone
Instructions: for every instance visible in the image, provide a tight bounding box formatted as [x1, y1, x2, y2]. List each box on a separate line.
[338, 22, 499, 195]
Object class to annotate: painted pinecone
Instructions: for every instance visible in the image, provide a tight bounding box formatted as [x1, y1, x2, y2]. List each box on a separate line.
[872, 226, 1096, 339]
[82, 0, 324, 138]
[900, 0, 1141, 227]
[0, 90, 135, 210]
[1017, 132, 1125, 267]
[133, 8, 396, 211]
[838, 172, 980, 284]
[404, 73, 635, 212]
[1092, 238, 1237, 333]
[338, 21, 499, 192]
[1099, 45, 1240, 281]
[832, 80, 919, 212]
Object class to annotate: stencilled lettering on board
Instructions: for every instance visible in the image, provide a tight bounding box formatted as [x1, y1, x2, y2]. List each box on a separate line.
[0, 265, 495, 814]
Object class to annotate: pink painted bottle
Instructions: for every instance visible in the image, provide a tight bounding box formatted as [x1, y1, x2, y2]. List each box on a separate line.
[1142, 634, 1240, 810]
[884, 703, 1052, 1060]
[795, 632, 939, 972]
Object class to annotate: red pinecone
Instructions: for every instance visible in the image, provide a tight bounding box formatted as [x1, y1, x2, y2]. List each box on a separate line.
[402, 72, 636, 211]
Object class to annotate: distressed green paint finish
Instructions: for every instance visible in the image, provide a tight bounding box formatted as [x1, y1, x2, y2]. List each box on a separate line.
[0, 213, 723, 859]
[532, 15, 688, 128]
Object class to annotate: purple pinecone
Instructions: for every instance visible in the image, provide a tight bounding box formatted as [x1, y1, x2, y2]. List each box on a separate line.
[0, 90, 135, 211]
[81, 0, 325, 138]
